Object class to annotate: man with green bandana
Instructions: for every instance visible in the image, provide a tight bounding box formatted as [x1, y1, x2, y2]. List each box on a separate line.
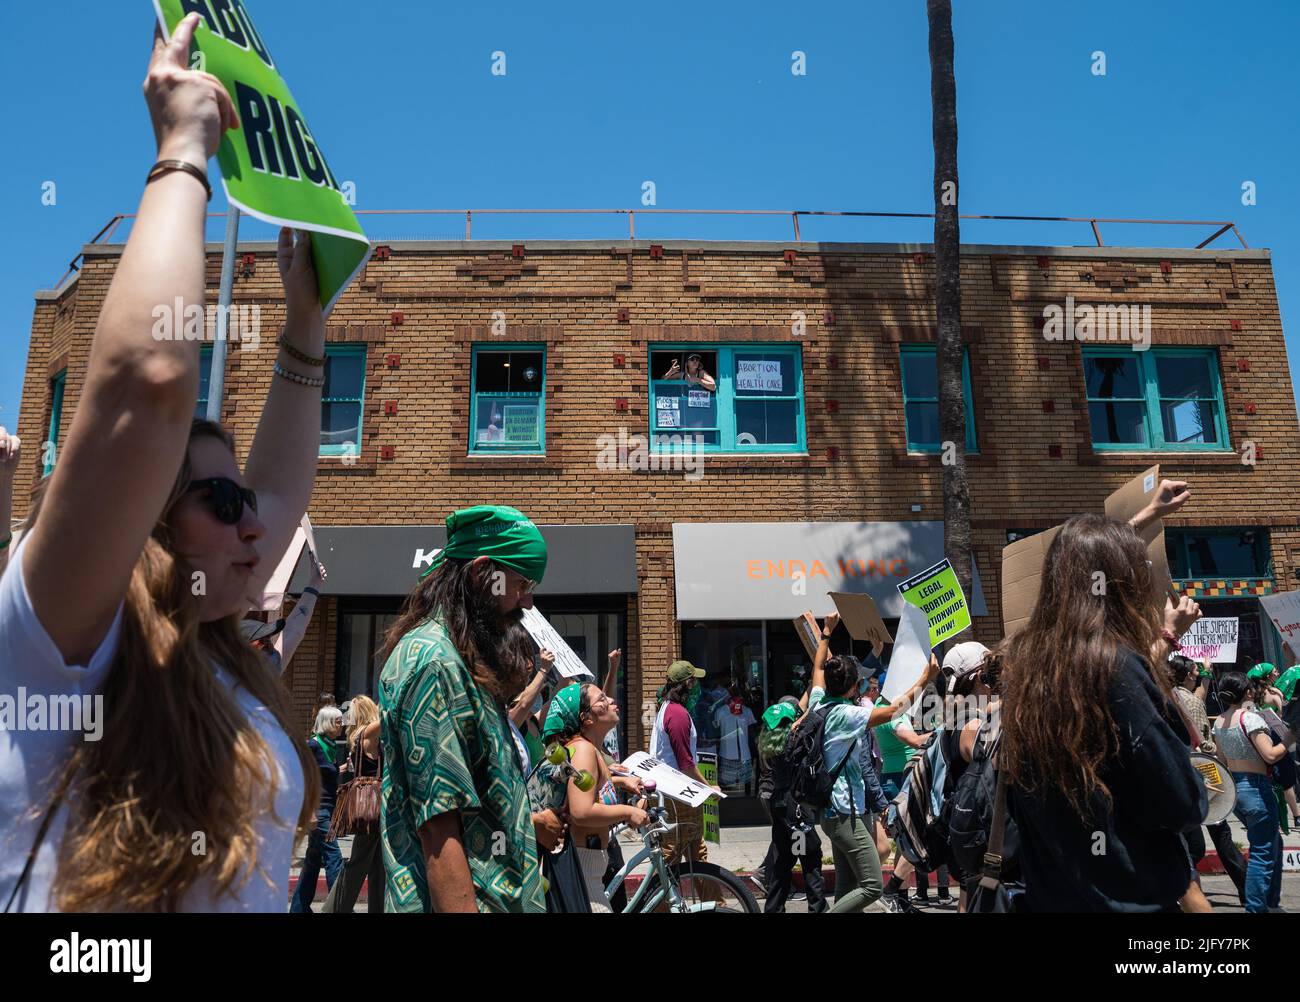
[378, 505, 558, 913]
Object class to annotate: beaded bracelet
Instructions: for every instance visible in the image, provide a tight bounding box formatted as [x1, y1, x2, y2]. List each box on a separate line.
[273, 362, 325, 388]
[278, 336, 326, 368]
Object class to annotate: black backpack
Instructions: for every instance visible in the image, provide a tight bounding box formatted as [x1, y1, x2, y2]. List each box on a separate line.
[945, 719, 1019, 881]
[782, 704, 858, 823]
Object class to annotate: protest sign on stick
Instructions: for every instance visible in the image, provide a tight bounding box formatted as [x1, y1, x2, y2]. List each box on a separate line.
[520, 607, 593, 679]
[153, 0, 371, 314]
[897, 558, 971, 648]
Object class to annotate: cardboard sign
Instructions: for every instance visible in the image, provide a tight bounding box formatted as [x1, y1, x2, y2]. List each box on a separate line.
[1104, 464, 1176, 601]
[897, 558, 972, 648]
[1000, 526, 1063, 638]
[829, 591, 893, 654]
[881, 603, 932, 702]
[622, 751, 725, 808]
[793, 611, 822, 660]
[1178, 617, 1239, 663]
[153, 1, 370, 314]
[1259, 591, 1300, 661]
[520, 607, 593, 679]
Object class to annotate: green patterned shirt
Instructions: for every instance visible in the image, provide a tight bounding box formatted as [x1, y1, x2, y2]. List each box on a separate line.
[378, 617, 544, 913]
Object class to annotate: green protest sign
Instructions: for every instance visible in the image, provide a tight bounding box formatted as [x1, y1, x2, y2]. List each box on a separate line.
[152, 0, 370, 314]
[897, 557, 971, 648]
[698, 752, 720, 845]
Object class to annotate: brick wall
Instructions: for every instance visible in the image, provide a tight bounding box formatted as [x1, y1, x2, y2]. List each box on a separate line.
[15, 240, 1300, 738]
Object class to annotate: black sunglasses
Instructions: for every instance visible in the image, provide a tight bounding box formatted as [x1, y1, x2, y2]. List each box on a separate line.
[185, 477, 257, 525]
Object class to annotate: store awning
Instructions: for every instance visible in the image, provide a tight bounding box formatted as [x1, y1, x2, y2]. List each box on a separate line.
[672, 521, 988, 621]
[288, 524, 638, 596]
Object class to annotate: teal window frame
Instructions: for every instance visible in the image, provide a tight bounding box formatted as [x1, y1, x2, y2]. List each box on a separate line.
[900, 345, 978, 454]
[1166, 528, 1272, 582]
[647, 344, 806, 454]
[43, 370, 66, 478]
[1083, 347, 1230, 452]
[319, 344, 367, 458]
[195, 346, 213, 420]
[469, 343, 547, 455]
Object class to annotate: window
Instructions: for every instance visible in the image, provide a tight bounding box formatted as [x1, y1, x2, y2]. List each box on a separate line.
[320, 345, 367, 457]
[900, 345, 977, 453]
[43, 370, 66, 477]
[648, 345, 805, 453]
[195, 347, 213, 420]
[1166, 529, 1270, 581]
[470, 345, 546, 453]
[1083, 348, 1229, 450]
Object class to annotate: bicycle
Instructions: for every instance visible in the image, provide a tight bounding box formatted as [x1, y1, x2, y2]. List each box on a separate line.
[605, 780, 759, 913]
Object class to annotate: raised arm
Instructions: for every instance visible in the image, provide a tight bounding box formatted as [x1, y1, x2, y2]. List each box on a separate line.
[1130, 478, 1190, 536]
[241, 230, 327, 599]
[510, 661, 549, 729]
[868, 654, 941, 728]
[24, 15, 239, 663]
[273, 565, 323, 669]
[602, 648, 621, 697]
[809, 612, 839, 693]
[0, 428, 19, 575]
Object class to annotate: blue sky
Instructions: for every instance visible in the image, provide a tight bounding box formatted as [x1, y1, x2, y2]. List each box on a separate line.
[1, 0, 1296, 430]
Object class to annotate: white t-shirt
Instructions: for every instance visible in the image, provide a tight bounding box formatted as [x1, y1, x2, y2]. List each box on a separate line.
[712, 701, 755, 763]
[0, 538, 303, 912]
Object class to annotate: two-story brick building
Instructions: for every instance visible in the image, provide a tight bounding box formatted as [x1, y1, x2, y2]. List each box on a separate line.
[16, 222, 1299, 822]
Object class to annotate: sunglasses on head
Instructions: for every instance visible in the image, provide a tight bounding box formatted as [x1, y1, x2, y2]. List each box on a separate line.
[185, 477, 257, 525]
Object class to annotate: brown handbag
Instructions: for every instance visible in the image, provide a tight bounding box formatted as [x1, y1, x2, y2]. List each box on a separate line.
[328, 742, 382, 840]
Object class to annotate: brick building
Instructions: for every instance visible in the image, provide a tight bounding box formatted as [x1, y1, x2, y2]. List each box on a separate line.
[16, 229, 1299, 822]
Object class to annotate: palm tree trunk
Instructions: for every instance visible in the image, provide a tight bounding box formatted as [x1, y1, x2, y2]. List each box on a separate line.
[927, 0, 974, 619]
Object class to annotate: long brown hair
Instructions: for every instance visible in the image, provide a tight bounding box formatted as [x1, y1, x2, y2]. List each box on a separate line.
[46, 420, 318, 911]
[378, 556, 530, 702]
[998, 513, 1165, 822]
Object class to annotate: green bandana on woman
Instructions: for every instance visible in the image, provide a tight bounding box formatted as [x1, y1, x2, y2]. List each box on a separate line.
[420, 504, 548, 583]
[542, 683, 584, 743]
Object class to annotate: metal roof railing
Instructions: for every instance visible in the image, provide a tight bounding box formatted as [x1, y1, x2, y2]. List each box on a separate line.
[52, 207, 1249, 290]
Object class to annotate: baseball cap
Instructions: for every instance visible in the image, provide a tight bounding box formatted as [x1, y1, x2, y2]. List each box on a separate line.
[944, 641, 991, 693]
[762, 702, 799, 730]
[667, 660, 706, 683]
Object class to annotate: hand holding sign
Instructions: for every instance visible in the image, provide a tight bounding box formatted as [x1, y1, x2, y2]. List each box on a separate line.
[147, 13, 240, 165]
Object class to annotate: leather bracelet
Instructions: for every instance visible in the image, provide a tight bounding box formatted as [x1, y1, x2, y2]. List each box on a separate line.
[273, 362, 325, 388]
[278, 336, 326, 368]
[147, 159, 212, 201]
[302, 587, 320, 597]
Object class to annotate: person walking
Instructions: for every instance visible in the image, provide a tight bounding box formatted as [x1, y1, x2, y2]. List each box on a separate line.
[322, 695, 384, 913]
[292, 706, 346, 912]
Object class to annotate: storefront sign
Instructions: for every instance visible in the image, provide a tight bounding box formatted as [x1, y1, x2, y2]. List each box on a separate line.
[152, 0, 370, 314]
[897, 558, 972, 648]
[622, 751, 725, 808]
[672, 521, 987, 620]
[520, 607, 592, 679]
[1259, 591, 1300, 660]
[1178, 617, 1239, 663]
[736, 359, 783, 392]
[698, 752, 721, 844]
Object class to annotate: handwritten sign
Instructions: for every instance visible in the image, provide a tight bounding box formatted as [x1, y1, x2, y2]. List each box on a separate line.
[688, 389, 712, 408]
[736, 359, 783, 393]
[656, 395, 680, 428]
[1178, 617, 1239, 663]
[1260, 591, 1300, 661]
[622, 751, 724, 808]
[520, 606, 593, 679]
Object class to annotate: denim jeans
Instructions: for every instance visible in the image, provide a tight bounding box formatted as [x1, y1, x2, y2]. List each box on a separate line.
[1231, 772, 1282, 914]
[292, 806, 344, 913]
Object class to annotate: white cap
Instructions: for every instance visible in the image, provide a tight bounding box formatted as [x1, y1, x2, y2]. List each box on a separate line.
[943, 641, 991, 692]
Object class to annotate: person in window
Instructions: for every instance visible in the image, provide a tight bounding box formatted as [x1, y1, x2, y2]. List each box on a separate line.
[1212, 671, 1288, 913]
[663, 353, 716, 391]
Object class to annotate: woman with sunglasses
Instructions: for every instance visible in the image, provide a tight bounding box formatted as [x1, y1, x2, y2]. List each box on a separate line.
[1, 14, 326, 912]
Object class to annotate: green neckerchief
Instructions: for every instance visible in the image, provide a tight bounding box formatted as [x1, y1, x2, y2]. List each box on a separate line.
[312, 733, 338, 765]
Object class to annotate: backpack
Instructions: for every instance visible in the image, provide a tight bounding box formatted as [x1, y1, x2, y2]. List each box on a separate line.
[782, 704, 859, 822]
[946, 718, 1019, 881]
[885, 729, 953, 871]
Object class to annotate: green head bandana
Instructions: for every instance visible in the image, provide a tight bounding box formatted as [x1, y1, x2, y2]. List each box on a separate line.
[421, 505, 548, 583]
[542, 683, 584, 742]
[762, 702, 798, 731]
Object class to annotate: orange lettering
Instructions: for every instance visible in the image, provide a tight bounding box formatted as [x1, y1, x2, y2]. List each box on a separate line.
[838, 558, 859, 577]
[810, 560, 829, 578]
[867, 559, 888, 576]
[767, 560, 785, 579]
[891, 559, 908, 576]
[789, 559, 807, 578]
[747, 559, 763, 579]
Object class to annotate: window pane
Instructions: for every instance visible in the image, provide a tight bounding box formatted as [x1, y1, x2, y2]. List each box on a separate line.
[1160, 398, 1218, 446]
[324, 352, 365, 398]
[735, 399, 798, 445]
[475, 350, 544, 394]
[1185, 531, 1265, 578]
[1088, 401, 1147, 444]
[652, 349, 718, 384]
[654, 430, 719, 448]
[1155, 354, 1213, 399]
[1084, 356, 1141, 398]
[655, 383, 716, 431]
[321, 402, 361, 450]
[905, 401, 940, 446]
[901, 351, 938, 399]
[734, 353, 795, 396]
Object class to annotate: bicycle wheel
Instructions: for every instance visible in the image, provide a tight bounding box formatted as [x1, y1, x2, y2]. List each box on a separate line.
[636, 861, 760, 913]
